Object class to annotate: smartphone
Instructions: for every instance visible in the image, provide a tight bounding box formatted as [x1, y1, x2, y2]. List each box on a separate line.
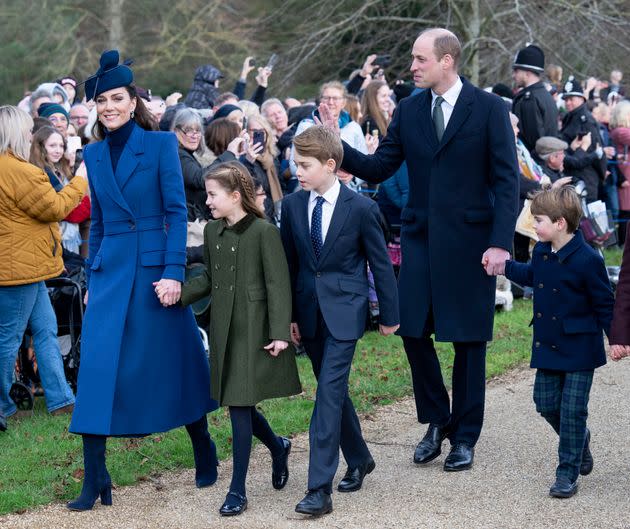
[74, 149, 84, 168]
[252, 130, 266, 146]
[249, 58, 256, 67]
[67, 135, 82, 153]
[266, 53, 279, 71]
[374, 54, 391, 68]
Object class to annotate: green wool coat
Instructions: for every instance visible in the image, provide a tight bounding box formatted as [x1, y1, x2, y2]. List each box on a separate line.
[181, 214, 302, 406]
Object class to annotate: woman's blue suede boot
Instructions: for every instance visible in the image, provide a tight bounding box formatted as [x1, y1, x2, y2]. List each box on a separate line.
[67, 435, 111, 511]
[186, 415, 218, 488]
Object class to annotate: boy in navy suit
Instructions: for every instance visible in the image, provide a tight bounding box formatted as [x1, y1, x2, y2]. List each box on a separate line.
[494, 186, 614, 498]
[281, 126, 399, 516]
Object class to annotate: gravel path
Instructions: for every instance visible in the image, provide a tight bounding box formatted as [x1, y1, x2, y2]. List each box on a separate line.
[3, 359, 630, 529]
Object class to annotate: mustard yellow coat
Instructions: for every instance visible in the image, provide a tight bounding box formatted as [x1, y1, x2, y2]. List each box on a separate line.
[0, 152, 87, 286]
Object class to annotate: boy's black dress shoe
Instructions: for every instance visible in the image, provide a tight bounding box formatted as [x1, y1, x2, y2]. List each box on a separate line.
[295, 490, 333, 516]
[337, 457, 375, 492]
[272, 437, 291, 490]
[580, 429, 593, 476]
[414, 423, 449, 464]
[443, 443, 474, 471]
[219, 492, 248, 516]
[549, 477, 578, 498]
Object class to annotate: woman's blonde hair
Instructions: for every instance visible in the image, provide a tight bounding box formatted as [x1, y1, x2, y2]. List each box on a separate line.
[0, 105, 34, 160]
[610, 100, 630, 130]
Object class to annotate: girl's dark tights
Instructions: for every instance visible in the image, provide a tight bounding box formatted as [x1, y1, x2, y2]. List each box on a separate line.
[228, 406, 284, 495]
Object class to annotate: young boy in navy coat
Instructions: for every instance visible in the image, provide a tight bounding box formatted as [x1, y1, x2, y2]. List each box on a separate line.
[495, 186, 614, 498]
[281, 126, 399, 516]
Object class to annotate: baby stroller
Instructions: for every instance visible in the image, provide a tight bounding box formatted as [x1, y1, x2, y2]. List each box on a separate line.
[10, 250, 85, 411]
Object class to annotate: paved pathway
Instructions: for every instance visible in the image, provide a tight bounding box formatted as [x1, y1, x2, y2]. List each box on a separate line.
[3, 360, 630, 529]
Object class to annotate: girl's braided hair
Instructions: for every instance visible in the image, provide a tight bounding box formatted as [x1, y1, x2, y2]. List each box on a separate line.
[204, 160, 264, 219]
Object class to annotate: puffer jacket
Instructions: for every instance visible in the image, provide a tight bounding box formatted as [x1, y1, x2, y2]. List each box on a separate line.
[0, 152, 87, 285]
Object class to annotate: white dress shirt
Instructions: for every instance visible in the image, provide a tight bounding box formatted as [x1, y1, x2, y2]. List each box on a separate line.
[431, 76, 463, 129]
[308, 179, 341, 243]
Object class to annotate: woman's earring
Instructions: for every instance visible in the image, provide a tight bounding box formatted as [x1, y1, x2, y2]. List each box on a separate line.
[130, 110, 135, 119]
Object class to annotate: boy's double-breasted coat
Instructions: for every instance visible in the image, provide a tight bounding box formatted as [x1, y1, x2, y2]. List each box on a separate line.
[70, 125, 216, 436]
[505, 230, 614, 371]
[181, 214, 301, 406]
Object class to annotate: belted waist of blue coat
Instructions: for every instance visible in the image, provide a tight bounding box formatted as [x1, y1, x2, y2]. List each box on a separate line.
[103, 215, 166, 236]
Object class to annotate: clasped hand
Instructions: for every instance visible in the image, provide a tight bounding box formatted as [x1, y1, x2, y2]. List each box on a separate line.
[481, 247, 510, 276]
[153, 279, 181, 307]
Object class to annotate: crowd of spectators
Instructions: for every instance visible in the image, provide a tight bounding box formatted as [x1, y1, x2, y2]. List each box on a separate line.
[1, 42, 628, 429]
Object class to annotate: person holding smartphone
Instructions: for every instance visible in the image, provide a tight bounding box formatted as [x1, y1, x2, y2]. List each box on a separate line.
[240, 114, 283, 223]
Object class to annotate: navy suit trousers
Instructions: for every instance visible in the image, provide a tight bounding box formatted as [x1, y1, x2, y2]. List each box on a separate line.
[302, 310, 371, 493]
[403, 311, 487, 446]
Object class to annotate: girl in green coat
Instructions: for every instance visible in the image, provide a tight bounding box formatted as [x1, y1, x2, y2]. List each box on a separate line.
[180, 161, 301, 517]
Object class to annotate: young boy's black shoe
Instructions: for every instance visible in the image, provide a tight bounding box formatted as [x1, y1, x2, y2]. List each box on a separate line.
[549, 477, 578, 498]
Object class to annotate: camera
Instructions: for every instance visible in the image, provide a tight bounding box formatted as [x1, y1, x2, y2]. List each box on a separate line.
[249, 58, 256, 67]
[374, 54, 391, 68]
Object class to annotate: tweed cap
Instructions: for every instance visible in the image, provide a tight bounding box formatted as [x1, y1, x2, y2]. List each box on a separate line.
[535, 136, 568, 156]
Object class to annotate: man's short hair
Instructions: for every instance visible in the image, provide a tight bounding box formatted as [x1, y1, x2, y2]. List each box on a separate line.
[419, 28, 461, 67]
[319, 81, 347, 98]
[530, 186, 583, 233]
[214, 92, 239, 107]
[293, 125, 343, 170]
[261, 98, 286, 116]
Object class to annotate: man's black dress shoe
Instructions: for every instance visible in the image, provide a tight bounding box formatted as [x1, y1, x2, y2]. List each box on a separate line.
[337, 457, 375, 492]
[414, 423, 449, 464]
[549, 477, 578, 498]
[272, 437, 291, 490]
[295, 490, 333, 516]
[443, 443, 474, 471]
[580, 429, 593, 476]
[219, 492, 248, 516]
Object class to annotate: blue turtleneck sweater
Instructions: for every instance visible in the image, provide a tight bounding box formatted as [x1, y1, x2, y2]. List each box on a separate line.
[106, 118, 136, 174]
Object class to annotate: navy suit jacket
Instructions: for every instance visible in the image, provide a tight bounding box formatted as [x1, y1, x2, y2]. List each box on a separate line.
[280, 184, 399, 341]
[505, 230, 614, 371]
[341, 77, 519, 341]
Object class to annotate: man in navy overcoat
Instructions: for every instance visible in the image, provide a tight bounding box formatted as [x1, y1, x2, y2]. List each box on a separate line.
[324, 28, 519, 471]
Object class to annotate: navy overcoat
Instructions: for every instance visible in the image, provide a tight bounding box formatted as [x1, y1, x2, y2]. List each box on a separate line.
[70, 124, 217, 435]
[505, 230, 614, 371]
[342, 78, 519, 341]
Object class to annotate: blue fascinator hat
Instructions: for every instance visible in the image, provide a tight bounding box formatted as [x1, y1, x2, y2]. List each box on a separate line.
[83, 50, 134, 101]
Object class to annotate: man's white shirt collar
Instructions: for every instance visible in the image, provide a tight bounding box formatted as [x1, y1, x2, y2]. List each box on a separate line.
[310, 178, 341, 206]
[431, 76, 463, 109]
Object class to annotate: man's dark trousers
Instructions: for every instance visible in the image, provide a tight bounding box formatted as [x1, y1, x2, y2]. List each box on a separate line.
[302, 309, 371, 494]
[403, 311, 487, 446]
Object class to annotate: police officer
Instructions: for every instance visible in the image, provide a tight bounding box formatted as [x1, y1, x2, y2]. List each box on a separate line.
[512, 44, 558, 153]
[559, 76, 607, 204]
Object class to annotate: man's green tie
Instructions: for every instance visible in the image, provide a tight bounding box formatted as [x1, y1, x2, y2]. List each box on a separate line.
[433, 95, 445, 142]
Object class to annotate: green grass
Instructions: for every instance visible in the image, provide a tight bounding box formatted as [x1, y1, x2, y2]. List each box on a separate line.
[604, 246, 623, 267]
[0, 297, 570, 515]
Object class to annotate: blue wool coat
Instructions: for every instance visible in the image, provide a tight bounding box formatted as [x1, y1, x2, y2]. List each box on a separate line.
[505, 230, 614, 371]
[341, 78, 519, 341]
[70, 124, 217, 435]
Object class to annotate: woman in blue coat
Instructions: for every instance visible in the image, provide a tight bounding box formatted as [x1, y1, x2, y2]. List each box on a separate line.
[68, 51, 218, 511]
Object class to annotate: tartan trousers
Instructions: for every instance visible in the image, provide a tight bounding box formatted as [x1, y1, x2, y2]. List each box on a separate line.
[533, 368, 594, 482]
